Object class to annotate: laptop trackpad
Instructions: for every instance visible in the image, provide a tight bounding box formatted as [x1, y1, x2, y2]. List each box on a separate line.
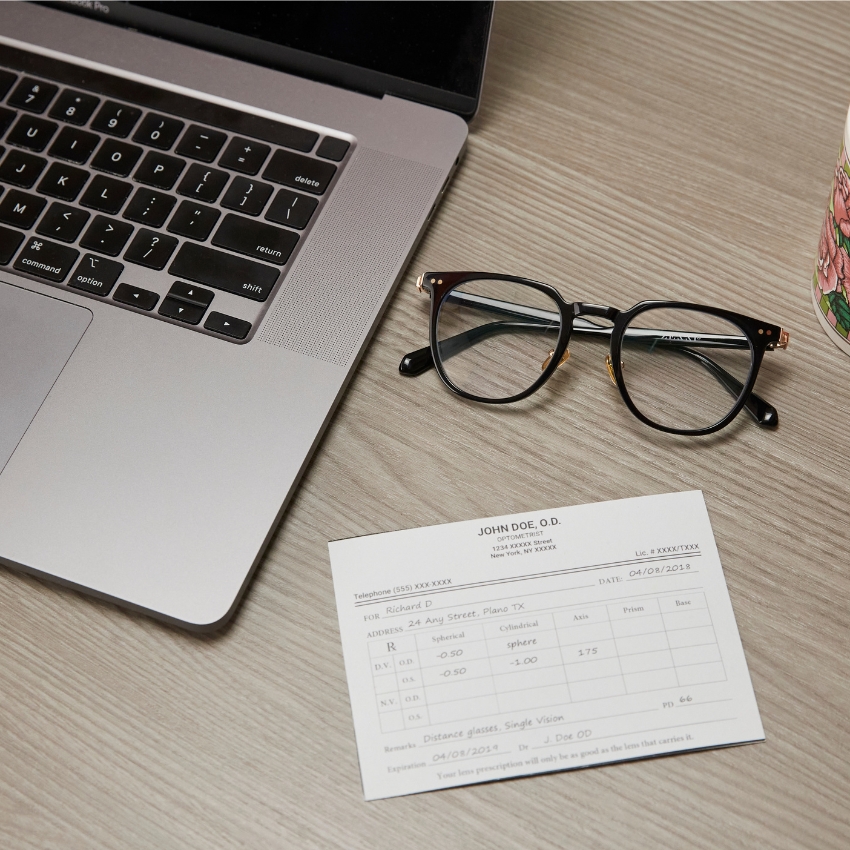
[0, 281, 92, 474]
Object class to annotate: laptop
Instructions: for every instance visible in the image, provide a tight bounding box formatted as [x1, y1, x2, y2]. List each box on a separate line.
[0, 2, 492, 629]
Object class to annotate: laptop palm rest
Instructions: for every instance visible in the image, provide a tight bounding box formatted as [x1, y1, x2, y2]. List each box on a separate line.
[0, 282, 91, 474]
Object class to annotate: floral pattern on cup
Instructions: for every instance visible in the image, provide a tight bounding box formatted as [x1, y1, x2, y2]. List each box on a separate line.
[815, 143, 850, 336]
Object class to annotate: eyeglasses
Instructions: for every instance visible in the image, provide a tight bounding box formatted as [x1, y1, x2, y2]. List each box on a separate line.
[399, 272, 790, 436]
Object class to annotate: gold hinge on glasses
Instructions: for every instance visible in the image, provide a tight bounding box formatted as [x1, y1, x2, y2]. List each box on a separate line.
[765, 328, 789, 350]
[605, 354, 621, 386]
[541, 348, 570, 371]
[416, 274, 424, 293]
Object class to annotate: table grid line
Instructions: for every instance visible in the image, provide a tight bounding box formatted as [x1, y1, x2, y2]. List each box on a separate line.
[372, 592, 725, 731]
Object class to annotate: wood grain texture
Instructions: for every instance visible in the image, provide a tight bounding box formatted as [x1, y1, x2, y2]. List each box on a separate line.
[1, 4, 849, 848]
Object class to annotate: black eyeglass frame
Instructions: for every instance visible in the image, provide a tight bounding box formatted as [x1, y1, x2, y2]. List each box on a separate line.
[406, 271, 788, 436]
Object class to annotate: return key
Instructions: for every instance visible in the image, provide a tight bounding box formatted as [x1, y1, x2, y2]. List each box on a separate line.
[211, 213, 299, 265]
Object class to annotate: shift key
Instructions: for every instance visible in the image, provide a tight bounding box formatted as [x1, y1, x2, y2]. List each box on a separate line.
[168, 242, 280, 301]
[212, 214, 298, 265]
[14, 236, 79, 282]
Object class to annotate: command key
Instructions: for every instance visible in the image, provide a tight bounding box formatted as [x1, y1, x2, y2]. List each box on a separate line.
[13, 236, 79, 282]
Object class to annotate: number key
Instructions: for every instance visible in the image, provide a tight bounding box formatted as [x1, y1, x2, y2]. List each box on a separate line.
[91, 101, 142, 137]
[133, 113, 184, 150]
[124, 229, 178, 269]
[49, 90, 100, 125]
[8, 78, 58, 113]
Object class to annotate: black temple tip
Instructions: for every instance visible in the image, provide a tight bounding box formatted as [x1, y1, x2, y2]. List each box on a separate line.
[399, 345, 434, 376]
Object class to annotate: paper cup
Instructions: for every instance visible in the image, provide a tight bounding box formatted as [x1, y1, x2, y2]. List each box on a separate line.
[813, 105, 850, 355]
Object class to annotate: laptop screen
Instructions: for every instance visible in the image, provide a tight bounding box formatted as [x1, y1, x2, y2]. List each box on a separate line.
[44, 1, 493, 119]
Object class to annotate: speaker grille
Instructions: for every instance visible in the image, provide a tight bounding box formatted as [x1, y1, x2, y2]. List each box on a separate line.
[259, 147, 443, 366]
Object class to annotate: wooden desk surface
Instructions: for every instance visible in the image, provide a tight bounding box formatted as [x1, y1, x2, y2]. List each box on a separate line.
[2, 4, 848, 848]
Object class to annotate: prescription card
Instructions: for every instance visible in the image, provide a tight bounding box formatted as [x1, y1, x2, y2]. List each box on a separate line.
[329, 491, 764, 800]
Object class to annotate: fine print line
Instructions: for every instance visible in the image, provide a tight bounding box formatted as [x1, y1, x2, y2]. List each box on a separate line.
[354, 551, 703, 606]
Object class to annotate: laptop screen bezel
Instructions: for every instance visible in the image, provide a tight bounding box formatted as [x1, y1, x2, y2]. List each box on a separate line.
[39, 1, 494, 120]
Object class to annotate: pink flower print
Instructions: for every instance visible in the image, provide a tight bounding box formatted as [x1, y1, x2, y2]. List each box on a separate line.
[834, 163, 850, 239]
[817, 211, 848, 294]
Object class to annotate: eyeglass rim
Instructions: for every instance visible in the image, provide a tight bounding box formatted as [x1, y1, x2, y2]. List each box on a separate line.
[428, 273, 572, 405]
[609, 302, 761, 435]
[423, 272, 779, 436]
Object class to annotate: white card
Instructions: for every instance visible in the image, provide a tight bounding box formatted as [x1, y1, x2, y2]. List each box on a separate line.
[329, 491, 764, 800]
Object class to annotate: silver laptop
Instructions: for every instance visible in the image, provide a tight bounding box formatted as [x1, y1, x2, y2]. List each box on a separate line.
[0, 2, 492, 629]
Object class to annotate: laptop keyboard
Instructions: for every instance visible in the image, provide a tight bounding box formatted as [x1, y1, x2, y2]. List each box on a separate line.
[0, 44, 352, 342]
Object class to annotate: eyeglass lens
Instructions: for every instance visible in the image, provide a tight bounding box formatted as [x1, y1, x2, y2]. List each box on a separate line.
[435, 279, 563, 400]
[619, 307, 754, 431]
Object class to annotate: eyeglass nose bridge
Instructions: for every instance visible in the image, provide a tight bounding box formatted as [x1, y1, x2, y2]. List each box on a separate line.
[574, 303, 619, 321]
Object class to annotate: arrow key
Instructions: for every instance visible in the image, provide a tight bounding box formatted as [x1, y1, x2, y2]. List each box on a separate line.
[158, 296, 205, 325]
[204, 311, 251, 340]
[113, 282, 159, 311]
[167, 280, 214, 307]
[36, 202, 90, 243]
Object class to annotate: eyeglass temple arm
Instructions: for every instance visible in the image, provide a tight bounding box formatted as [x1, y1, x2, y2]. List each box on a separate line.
[399, 298, 777, 426]
[400, 292, 564, 375]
